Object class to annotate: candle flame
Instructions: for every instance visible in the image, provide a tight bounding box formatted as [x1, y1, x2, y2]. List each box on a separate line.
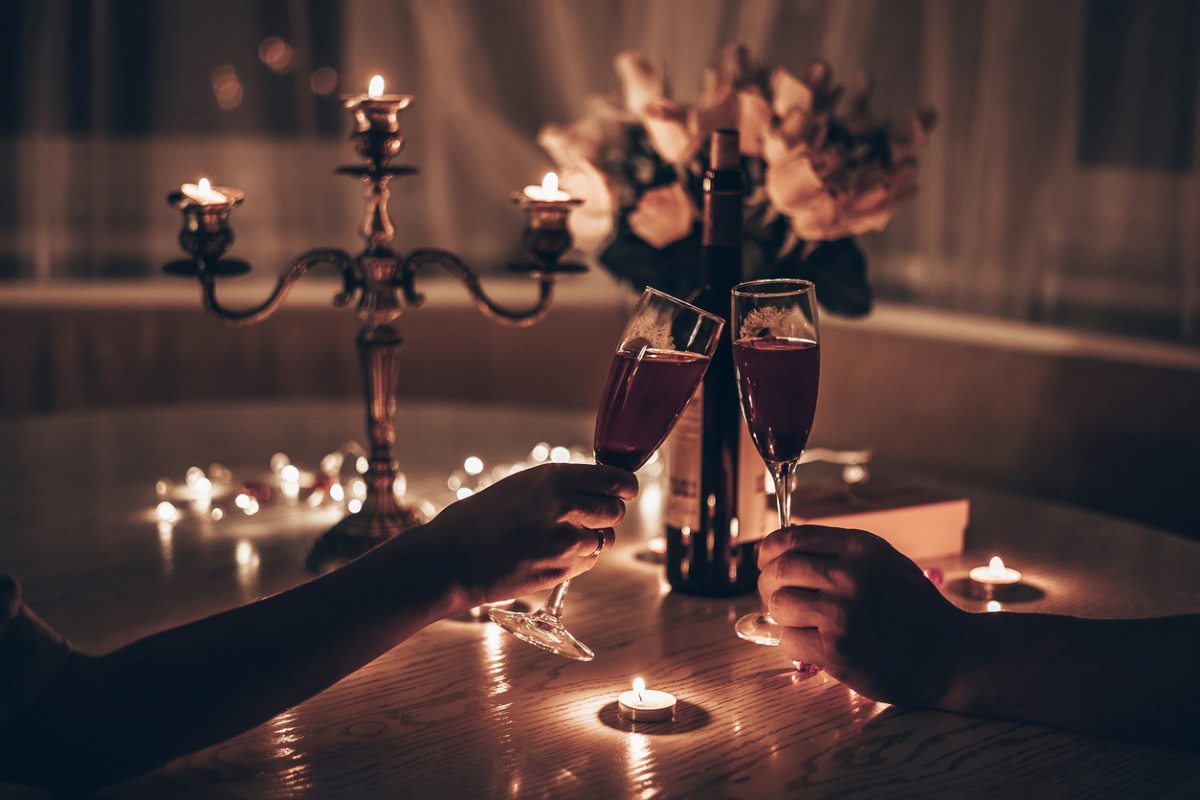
[632, 676, 645, 701]
[368, 75, 384, 98]
[198, 177, 212, 194]
[989, 556, 1005, 572]
[541, 172, 559, 193]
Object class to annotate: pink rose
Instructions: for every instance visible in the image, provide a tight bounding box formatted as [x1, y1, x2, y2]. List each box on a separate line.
[628, 183, 694, 248]
[762, 60, 934, 241]
[767, 150, 897, 240]
[616, 49, 772, 164]
[643, 101, 697, 164]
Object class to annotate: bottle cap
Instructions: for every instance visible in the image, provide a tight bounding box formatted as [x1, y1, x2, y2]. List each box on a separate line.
[710, 129, 739, 169]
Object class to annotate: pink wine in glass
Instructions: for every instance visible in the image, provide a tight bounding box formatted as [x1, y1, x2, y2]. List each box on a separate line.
[594, 349, 709, 472]
[733, 337, 820, 464]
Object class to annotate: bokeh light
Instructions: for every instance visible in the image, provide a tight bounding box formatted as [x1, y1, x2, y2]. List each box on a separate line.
[258, 36, 295, 73]
[211, 64, 244, 110]
[310, 66, 338, 95]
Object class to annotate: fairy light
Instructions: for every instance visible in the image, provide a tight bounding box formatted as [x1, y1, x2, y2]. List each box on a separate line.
[156, 501, 179, 523]
[270, 452, 290, 475]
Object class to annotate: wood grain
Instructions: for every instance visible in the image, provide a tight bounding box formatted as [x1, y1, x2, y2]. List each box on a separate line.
[1, 401, 1198, 799]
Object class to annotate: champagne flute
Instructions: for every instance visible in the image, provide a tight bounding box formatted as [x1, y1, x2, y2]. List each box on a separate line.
[491, 287, 724, 660]
[730, 279, 821, 647]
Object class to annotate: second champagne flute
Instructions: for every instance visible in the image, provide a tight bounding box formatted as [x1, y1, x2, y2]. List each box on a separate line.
[490, 287, 724, 660]
[730, 279, 821, 647]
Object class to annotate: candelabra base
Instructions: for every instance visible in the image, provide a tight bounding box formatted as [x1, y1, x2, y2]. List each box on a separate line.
[305, 503, 425, 572]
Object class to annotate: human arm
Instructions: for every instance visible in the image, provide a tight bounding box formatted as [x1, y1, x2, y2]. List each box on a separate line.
[757, 525, 1200, 746]
[1, 463, 637, 790]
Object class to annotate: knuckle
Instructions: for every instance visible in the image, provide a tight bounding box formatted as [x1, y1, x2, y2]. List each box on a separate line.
[826, 564, 852, 590]
[763, 557, 785, 587]
[844, 534, 868, 557]
[782, 526, 804, 551]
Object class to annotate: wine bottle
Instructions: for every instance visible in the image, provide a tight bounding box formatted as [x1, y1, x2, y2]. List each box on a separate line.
[664, 129, 766, 596]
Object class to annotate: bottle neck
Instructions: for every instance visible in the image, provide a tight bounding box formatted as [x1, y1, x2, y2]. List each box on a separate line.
[700, 167, 744, 295]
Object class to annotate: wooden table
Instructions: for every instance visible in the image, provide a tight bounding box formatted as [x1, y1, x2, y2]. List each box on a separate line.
[2, 401, 1198, 798]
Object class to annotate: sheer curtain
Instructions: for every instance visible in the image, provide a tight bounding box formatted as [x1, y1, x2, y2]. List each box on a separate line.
[4, 0, 1199, 342]
[343, 0, 1200, 341]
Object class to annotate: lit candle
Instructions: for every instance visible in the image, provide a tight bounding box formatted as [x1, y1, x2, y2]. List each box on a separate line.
[346, 74, 408, 104]
[618, 677, 676, 723]
[523, 172, 572, 203]
[181, 177, 231, 206]
[969, 556, 1022, 593]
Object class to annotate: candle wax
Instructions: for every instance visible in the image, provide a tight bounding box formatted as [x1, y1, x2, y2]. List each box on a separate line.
[523, 186, 572, 202]
[618, 688, 676, 723]
[181, 179, 231, 206]
[968, 556, 1022, 586]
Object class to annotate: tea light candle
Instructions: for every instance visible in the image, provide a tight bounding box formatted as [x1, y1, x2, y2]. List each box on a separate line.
[618, 677, 676, 723]
[181, 178, 231, 206]
[969, 556, 1022, 590]
[523, 172, 572, 203]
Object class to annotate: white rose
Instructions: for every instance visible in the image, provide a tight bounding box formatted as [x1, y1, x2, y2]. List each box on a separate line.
[558, 162, 616, 253]
[613, 51, 665, 115]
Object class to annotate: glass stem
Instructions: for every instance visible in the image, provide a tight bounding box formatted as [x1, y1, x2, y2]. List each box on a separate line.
[764, 460, 795, 626]
[544, 579, 571, 618]
[769, 460, 795, 530]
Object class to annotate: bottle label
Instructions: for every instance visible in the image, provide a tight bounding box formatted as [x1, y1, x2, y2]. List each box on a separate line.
[665, 389, 702, 531]
[735, 422, 768, 543]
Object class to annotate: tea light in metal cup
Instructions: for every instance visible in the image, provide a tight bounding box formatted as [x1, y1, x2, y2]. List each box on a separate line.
[618, 677, 676, 723]
[968, 555, 1022, 599]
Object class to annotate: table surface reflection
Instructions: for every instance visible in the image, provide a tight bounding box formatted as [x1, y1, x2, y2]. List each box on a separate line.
[2, 401, 1199, 799]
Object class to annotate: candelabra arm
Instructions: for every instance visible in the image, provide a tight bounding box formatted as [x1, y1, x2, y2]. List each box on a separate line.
[401, 248, 554, 328]
[201, 248, 359, 327]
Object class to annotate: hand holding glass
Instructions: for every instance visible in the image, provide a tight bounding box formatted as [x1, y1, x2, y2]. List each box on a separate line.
[730, 279, 821, 648]
[490, 287, 724, 660]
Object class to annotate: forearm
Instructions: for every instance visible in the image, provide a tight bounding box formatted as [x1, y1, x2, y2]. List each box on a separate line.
[941, 612, 1200, 746]
[6, 525, 460, 789]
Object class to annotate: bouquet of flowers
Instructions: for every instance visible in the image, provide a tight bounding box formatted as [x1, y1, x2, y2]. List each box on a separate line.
[537, 44, 936, 315]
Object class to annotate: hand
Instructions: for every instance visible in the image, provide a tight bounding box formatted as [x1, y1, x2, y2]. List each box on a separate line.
[758, 525, 968, 707]
[415, 463, 638, 611]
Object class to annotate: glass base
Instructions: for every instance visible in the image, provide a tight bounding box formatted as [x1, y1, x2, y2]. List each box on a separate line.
[488, 608, 595, 662]
[735, 610, 782, 646]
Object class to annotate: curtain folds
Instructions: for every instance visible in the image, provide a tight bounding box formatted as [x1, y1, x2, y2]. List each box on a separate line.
[4, 0, 1198, 342]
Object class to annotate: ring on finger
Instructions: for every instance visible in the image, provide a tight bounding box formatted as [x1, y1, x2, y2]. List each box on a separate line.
[588, 528, 614, 557]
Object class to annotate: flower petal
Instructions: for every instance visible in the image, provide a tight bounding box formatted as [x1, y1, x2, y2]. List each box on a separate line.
[771, 67, 812, 117]
[614, 50, 665, 114]
[559, 162, 616, 252]
[738, 91, 772, 157]
[644, 105, 697, 164]
[628, 183, 695, 248]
